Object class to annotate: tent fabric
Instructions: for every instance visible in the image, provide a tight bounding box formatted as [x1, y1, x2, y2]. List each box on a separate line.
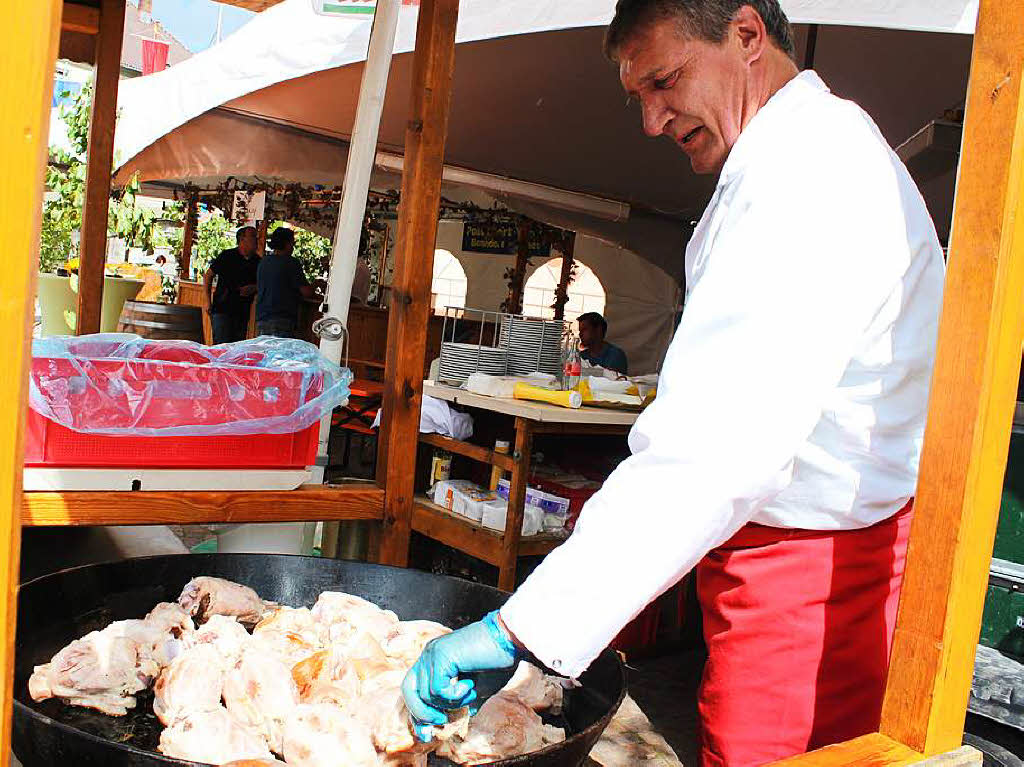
[114, 0, 977, 171]
[114, 0, 975, 270]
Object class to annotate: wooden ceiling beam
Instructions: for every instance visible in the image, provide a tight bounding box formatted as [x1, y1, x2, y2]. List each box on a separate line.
[61, 2, 100, 35]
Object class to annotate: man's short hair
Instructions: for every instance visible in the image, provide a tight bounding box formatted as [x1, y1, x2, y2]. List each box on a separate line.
[577, 312, 608, 337]
[235, 225, 257, 244]
[605, 0, 795, 60]
[269, 226, 295, 251]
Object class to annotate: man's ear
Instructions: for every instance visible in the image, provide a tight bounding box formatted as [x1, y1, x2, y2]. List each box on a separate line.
[731, 5, 767, 66]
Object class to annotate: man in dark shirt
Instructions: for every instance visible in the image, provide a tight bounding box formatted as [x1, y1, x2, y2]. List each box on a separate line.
[577, 311, 628, 375]
[257, 227, 317, 338]
[204, 225, 260, 344]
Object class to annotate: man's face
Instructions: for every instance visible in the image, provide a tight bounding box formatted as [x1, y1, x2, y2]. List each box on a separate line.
[238, 230, 258, 256]
[618, 18, 750, 174]
[578, 320, 598, 348]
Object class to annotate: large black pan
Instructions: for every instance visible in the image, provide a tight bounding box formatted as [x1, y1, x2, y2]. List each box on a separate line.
[13, 554, 625, 767]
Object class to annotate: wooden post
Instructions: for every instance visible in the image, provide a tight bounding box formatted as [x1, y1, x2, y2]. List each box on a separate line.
[377, 0, 461, 567]
[76, 0, 125, 335]
[507, 218, 531, 315]
[179, 192, 198, 279]
[553, 231, 576, 321]
[880, 0, 1024, 754]
[2, 1, 61, 762]
[256, 216, 269, 257]
[498, 418, 532, 591]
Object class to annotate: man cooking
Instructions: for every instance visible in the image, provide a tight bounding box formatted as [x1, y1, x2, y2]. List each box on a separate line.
[403, 1, 944, 765]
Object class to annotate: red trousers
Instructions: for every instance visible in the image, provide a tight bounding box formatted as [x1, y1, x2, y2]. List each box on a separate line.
[696, 502, 913, 767]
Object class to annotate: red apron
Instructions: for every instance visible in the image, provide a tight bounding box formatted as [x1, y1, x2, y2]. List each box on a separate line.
[696, 501, 913, 767]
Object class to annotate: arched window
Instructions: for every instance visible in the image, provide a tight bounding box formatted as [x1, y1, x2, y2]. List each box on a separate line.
[522, 258, 606, 322]
[431, 249, 467, 314]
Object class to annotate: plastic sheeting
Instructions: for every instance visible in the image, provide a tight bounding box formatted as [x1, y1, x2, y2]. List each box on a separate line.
[29, 335, 352, 437]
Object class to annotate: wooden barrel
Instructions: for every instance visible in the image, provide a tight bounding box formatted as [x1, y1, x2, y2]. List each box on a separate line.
[117, 300, 205, 342]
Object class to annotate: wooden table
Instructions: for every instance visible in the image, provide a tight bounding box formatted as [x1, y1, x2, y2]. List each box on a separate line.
[418, 381, 639, 590]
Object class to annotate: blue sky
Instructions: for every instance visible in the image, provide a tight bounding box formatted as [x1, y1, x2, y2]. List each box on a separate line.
[150, 0, 254, 53]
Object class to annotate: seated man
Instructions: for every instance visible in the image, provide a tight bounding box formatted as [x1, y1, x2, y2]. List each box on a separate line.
[577, 311, 628, 375]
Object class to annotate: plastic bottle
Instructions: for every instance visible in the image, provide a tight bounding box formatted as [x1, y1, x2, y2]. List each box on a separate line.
[563, 342, 582, 391]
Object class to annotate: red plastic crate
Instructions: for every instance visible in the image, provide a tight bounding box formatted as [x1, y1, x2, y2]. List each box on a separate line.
[25, 340, 323, 470]
[23, 410, 319, 469]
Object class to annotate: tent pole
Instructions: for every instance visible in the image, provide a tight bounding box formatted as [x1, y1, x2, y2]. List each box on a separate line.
[1, 2, 61, 762]
[312, 0, 403, 484]
[880, 0, 1024, 754]
[553, 231, 576, 321]
[378, 0, 461, 567]
[179, 191, 197, 279]
[76, 0, 125, 335]
[509, 218, 531, 314]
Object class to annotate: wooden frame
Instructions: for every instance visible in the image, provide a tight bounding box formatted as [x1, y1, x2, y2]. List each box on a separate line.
[2, 0, 1020, 764]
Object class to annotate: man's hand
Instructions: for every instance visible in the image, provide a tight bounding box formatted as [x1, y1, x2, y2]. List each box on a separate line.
[402, 611, 519, 741]
[239, 284, 257, 298]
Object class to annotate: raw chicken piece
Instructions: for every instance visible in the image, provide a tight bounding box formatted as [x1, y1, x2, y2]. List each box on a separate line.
[345, 632, 405, 681]
[352, 685, 415, 754]
[359, 667, 407, 697]
[310, 592, 399, 644]
[159, 707, 274, 764]
[282, 703, 379, 767]
[222, 761, 287, 766]
[28, 624, 151, 716]
[179, 576, 271, 625]
[382, 620, 451, 666]
[145, 602, 194, 637]
[191, 614, 252, 665]
[502, 661, 565, 714]
[223, 645, 299, 755]
[153, 644, 226, 726]
[252, 607, 323, 667]
[291, 645, 360, 705]
[436, 692, 565, 765]
[117, 618, 187, 673]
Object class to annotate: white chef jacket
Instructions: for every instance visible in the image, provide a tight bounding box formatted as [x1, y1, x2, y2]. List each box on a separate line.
[501, 71, 945, 679]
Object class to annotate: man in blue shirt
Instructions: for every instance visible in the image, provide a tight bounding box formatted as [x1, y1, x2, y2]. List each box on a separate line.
[577, 312, 628, 375]
[256, 227, 317, 338]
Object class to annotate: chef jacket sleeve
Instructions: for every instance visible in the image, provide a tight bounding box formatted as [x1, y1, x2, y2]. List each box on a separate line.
[500, 145, 923, 678]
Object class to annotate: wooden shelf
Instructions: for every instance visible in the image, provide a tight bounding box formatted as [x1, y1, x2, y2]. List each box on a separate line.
[768, 733, 980, 766]
[412, 496, 564, 567]
[22, 484, 385, 526]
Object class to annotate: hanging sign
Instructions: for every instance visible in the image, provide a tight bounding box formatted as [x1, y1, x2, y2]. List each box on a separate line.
[232, 191, 266, 225]
[461, 221, 551, 258]
[311, 0, 419, 16]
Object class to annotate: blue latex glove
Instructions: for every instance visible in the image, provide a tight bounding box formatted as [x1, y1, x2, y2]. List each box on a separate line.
[402, 610, 519, 742]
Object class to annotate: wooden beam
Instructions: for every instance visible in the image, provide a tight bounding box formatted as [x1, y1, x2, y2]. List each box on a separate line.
[553, 231, 576, 321]
[418, 432, 516, 472]
[497, 418, 532, 591]
[61, 3, 100, 35]
[22, 485, 385, 526]
[508, 218, 530, 314]
[76, 0, 125, 335]
[770, 734, 922, 766]
[881, 0, 1024, 754]
[179, 191, 198, 278]
[1, 3, 62, 764]
[377, 0, 460, 567]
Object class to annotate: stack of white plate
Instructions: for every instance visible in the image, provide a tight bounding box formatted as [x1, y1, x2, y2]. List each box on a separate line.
[500, 317, 564, 376]
[438, 342, 509, 384]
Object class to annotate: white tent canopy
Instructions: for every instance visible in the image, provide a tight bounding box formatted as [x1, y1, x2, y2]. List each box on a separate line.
[114, 0, 975, 275]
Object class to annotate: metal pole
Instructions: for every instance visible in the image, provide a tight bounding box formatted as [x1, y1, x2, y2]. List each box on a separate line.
[313, 0, 403, 481]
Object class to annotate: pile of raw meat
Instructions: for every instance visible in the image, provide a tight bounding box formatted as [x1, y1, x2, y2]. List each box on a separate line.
[28, 576, 567, 766]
